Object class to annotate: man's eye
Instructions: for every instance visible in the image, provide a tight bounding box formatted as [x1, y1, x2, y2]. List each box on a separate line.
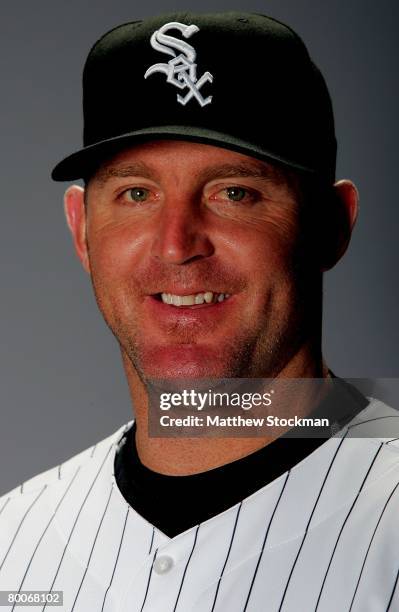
[208, 185, 260, 207]
[224, 187, 249, 202]
[125, 187, 150, 202]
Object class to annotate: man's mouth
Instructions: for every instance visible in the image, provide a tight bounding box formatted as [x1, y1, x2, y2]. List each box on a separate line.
[156, 291, 231, 307]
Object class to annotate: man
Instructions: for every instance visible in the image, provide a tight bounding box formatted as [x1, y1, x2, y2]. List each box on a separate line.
[0, 11, 398, 612]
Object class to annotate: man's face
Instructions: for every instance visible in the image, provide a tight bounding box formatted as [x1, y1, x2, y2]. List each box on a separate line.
[80, 140, 319, 379]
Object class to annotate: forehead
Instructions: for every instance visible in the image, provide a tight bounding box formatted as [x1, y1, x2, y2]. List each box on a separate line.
[88, 139, 300, 192]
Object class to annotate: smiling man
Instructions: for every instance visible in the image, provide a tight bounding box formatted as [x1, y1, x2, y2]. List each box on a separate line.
[70, 143, 328, 382]
[1, 12, 399, 612]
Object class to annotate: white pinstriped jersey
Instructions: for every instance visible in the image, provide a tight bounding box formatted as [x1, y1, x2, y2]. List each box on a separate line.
[1, 398, 399, 611]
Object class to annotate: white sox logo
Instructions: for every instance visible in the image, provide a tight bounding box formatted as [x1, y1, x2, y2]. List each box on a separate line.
[144, 21, 213, 107]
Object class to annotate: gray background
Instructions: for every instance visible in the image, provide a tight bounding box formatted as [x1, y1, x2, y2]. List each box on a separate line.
[0, 0, 397, 494]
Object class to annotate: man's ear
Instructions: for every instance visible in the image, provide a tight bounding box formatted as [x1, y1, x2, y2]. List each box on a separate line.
[64, 185, 90, 274]
[321, 179, 359, 271]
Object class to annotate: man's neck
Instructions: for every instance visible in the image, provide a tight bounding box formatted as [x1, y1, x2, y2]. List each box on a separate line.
[121, 347, 330, 476]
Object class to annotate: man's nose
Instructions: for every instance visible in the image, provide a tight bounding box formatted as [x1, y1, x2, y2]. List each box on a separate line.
[150, 197, 215, 265]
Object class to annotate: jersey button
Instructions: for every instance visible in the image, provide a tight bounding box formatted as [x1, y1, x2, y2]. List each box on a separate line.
[153, 555, 174, 575]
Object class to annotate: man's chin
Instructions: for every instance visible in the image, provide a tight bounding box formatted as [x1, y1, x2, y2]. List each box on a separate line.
[135, 344, 236, 379]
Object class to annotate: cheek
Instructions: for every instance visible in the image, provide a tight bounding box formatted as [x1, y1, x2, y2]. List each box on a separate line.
[232, 220, 300, 282]
[87, 219, 147, 280]
[231, 221, 303, 324]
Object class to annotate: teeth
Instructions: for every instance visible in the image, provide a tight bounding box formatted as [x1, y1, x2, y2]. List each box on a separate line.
[180, 295, 193, 306]
[160, 292, 230, 307]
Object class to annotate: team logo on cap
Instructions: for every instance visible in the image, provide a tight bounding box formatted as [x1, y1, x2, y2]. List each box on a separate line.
[144, 21, 213, 107]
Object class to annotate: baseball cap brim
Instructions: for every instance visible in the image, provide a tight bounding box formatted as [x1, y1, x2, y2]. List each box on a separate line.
[51, 125, 316, 182]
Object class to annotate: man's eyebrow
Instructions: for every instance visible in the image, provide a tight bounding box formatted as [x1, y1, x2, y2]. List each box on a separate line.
[93, 162, 156, 185]
[197, 162, 287, 185]
[92, 160, 292, 188]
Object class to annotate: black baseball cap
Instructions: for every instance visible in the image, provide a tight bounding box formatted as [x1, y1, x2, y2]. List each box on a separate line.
[51, 12, 337, 182]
